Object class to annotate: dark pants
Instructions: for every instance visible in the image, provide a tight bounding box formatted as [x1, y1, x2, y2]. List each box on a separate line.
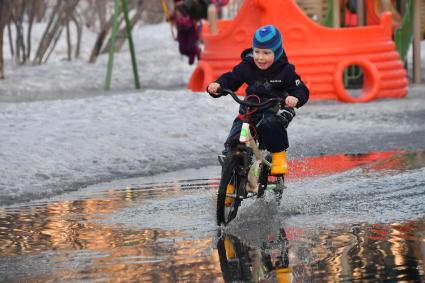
[224, 110, 291, 153]
[177, 26, 200, 65]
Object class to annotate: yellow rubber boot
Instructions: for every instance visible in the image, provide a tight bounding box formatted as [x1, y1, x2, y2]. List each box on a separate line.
[224, 184, 235, 207]
[270, 151, 288, 175]
[276, 267, 292, 283]
[224, 237, 236, 260]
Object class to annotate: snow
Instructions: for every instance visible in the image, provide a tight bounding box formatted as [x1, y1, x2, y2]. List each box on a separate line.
[0, 87, 239, 205]
[0, 23, 195, 101]
[1, 23, 226, 205]
[1, 22, 424, 206]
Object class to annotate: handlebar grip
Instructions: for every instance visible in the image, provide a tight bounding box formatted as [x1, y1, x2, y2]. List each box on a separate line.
[206, 86, 215, 96]
[206, 86, 229, 97]
[216, 87, 230, 96]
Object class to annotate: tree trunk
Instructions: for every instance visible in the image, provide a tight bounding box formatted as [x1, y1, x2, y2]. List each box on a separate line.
[10, 0, 26, 64]
[96, 0, 107, 28]
[66, 2, 72, 61]
[89, 4, 123, 63]
[44, 26, 64, 63]
[7, 23, 14, 59]
[71, 13, 82, 58]
[0, 26, 4, 79]
[34, 0, 47, 22]
[14, 19, 26, 64]
[0, 0, 12, 79]
[89, 28, 109, 63]
[0, 31, 4, 79]
[26, 0, 34, 61]
[33, 1, 62, 65]
[33, 0, 79, 65]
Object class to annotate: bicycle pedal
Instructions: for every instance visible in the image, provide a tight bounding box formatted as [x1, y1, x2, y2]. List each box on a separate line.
[246, 192, 256, 198]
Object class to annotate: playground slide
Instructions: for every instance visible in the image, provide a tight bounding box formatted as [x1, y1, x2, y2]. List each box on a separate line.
[189, 0, 407, 103]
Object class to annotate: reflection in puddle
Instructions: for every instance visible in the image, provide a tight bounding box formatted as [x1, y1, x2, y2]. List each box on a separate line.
[217, 227, 291, 282]
[0, 180, 221, 282]
[0, 150, 424, 282]
[287, 151, 402, 180]
[220, 220, 425, 282]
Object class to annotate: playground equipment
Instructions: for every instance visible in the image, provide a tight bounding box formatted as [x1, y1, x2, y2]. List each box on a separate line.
[296, 0, 328, 23]
[105, 0, 140, 91]
[366, 0, 403, 29]
[189, 0, 408, 102]
[321, 0, 416, 61]
[322, 0, 402, 29]
[365, 0, 419, 63]
[422, 0, 425, 38]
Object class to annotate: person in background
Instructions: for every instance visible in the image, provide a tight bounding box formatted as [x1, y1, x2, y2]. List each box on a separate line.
[171, 0, 201, 65]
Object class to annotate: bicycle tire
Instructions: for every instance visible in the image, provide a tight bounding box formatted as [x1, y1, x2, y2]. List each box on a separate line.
[216, 235, 253, 282]
[217, 154, 242, 225]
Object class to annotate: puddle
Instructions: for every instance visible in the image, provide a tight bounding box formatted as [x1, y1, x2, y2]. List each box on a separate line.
[219, 220, 425, 282]
[0, 150, 424, 282]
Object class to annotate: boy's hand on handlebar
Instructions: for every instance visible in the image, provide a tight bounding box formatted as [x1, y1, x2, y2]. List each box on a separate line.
[285, 96, 298, 108]
[207, 82, 221, 96]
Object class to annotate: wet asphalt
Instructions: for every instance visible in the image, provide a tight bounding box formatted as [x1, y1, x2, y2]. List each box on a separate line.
[1, 87, 425, 282]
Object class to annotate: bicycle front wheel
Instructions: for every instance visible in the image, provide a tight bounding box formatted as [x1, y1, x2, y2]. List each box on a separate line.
[217, 154, 242, 226]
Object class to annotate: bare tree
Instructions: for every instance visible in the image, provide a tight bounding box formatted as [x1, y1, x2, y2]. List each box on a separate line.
[1, 0, 47, 67]
[66, 1, 72, 60]
[96, 0, 107, 28]
[11, 0, 27, 64]
[71, 13, 82, 58]
[1, 0, 160, 80]
[33, 0, 80, 65]
[26, 0, 35, 60]
[7, 23, 14, 61]
[0, 0, 12, 79]
[34, 0, 47, 22]
[89, 9, 118, 63]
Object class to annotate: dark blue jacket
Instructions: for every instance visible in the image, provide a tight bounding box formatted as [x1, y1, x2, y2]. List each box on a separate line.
[211, 48, 309, 109]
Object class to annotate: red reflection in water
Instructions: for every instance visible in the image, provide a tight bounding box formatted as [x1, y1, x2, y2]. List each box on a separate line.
[286, 151, 402, 180]
[367, 221, 421, 241]
[211, 151, 404, 186]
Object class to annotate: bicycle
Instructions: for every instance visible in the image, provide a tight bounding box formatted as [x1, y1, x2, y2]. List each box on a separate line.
[214, 87, 291, 226]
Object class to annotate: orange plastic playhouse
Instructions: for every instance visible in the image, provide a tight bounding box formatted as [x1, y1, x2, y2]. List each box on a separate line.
[365, 0, 402, 29]
[188, 0, 408, 103]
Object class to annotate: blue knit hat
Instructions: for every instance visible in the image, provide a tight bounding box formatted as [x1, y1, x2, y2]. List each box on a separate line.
[252, 25, 283, 62]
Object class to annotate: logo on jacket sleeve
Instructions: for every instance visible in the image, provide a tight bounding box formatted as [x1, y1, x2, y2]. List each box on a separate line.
[295, 79, 301, 86]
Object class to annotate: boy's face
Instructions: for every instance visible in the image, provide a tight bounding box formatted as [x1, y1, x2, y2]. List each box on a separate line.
[253, 48, 275, 70]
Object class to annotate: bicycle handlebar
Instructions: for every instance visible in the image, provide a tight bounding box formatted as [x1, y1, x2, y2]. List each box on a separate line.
[216, 87, 284, 108]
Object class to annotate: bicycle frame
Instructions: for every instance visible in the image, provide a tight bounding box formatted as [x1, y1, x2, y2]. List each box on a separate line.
[239, 122, 271, 194]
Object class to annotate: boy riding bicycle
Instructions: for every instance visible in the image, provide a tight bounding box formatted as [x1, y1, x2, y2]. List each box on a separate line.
[207, 25, 309, 175]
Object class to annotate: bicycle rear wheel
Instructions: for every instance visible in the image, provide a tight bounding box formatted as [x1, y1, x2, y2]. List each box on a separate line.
[217, 154, 242, 225]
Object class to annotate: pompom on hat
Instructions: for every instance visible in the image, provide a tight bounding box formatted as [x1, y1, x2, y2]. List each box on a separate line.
[252, 25, 284, 62]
